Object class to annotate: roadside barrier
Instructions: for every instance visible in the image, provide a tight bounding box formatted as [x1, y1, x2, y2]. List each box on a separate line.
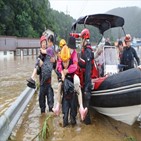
[0, 87, 36, 141]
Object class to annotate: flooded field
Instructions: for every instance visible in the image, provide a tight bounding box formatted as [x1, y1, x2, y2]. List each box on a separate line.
[0, 56, 141, 141]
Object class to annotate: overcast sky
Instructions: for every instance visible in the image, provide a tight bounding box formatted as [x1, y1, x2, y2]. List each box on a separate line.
[49, 0, 141, 19]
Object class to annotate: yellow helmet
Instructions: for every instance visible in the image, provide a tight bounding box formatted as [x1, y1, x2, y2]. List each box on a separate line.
[60, 45, 70, 61]
[59, 39, 66, 48]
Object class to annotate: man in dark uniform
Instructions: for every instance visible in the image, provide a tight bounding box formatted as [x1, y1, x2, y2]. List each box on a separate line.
[121, 34, 140, 71]
[79, 28, 94, 124]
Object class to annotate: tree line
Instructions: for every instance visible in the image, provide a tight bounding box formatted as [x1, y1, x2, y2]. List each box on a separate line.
[0, 0, 141, 43]
[0, 0, 74, 39]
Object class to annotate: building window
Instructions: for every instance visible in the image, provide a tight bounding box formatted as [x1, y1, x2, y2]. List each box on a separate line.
[4, 51, 7, 55]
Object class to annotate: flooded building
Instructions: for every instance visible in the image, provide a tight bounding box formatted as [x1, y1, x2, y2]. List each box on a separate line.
[0, 36, 40, 59]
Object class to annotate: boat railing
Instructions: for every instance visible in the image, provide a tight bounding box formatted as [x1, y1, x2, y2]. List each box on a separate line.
[0, 87, 36, 141]
[103, 46, 119, 75]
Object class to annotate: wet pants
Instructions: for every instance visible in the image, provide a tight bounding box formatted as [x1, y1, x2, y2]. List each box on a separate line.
[83, 91, 91, 124]
[62, 93, 78, 125]
[39, 83, 54, 113]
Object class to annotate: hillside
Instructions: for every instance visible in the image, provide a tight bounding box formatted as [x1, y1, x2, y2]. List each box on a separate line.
[106, 6, 141, 38]
[0, 1, 141, 41]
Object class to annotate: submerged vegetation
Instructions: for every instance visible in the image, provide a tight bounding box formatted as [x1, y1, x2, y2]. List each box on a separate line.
[124, 136, 137, 141]
[31, 115, 53, 141]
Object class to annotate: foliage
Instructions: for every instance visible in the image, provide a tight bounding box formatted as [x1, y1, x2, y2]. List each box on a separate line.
[31, 115, 53, 141]
[0, 0, 52, 37]
[124, 136, 137, 141]
[0, 1, 141, 41]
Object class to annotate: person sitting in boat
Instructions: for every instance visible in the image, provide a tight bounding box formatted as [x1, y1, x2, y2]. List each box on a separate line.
[56, 45, 78, 127]
[53, 36, 88, 121]
[120, 34, 140, 71]
[78, 28, 98, 124]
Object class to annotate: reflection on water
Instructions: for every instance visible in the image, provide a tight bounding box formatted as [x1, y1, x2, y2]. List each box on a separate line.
[0, 56, 35, 115]
[0, 56, 141, 141]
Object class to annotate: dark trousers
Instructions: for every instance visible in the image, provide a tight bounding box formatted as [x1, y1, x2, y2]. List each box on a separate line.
[39, 84, 54, 113]
[62, 93, 78, 125]
[83, 89, 91, 124]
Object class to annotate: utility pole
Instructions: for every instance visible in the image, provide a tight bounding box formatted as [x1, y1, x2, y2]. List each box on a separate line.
[65, 5, 69, 41]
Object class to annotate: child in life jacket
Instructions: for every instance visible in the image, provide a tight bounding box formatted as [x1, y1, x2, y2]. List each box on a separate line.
[59, 45, 78, 127]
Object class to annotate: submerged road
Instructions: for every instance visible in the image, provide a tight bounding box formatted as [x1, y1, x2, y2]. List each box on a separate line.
[0, 56, 141, 141]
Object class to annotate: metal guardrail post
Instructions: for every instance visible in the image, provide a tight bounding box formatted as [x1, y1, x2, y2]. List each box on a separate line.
[0, 87, 36, 141]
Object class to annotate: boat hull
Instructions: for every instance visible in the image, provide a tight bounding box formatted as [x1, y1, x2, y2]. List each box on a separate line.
[91, 83, 141, 107]
[90, 68, 141, 125]
[91, 105, 141, 125]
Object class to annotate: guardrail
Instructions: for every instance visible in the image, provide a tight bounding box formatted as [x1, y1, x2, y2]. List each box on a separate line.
[0, 87, 36, 141]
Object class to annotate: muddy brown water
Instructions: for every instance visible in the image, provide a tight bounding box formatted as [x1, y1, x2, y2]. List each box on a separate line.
[0, 56, 141, 141]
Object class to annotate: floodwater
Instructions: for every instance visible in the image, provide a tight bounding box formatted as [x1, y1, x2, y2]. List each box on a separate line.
[0, 56, 141, 141]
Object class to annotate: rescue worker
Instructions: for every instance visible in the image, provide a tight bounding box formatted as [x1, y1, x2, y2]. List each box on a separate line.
[39, 35, 55, 114]
[67, 36, 88, 121]
[59, 45, 78, 127]
[52, 39, 67, 116]
[53, 36, 88, 121]
[27, 35, 55, 114]
[78, 28, 95, 124]
[121, 34, 140, 71]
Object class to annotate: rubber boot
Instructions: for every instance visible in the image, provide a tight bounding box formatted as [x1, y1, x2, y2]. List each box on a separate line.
[63, 111, 69, 127]
[70, 115, 76, 125]
[84, 110, 91, 125]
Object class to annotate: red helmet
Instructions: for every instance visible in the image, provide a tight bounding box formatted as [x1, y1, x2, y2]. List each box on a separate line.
[40, 35, 47, 44]
[81, 28, 90, 39]
[124, 34, 131, 42]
